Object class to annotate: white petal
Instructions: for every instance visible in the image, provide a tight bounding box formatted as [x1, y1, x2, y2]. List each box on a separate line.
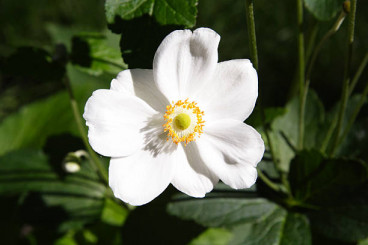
[83, 89, 157, 157]
[195, 119, 265, 189]
[109, 145, 178, 206]
[110, 69, 169, 113]
[196, 60, 258, 122]
[171, 144, 219, 197]
[153, 28, 220, 102]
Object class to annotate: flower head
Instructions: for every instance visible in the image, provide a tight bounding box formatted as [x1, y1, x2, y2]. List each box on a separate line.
[83, 28, 265, 206]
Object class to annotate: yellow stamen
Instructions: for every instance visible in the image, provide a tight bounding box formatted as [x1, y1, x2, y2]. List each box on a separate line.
[163, 99, 205, 146]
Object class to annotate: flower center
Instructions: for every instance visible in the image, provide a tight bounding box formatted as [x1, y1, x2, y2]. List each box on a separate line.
[174, 113, 191, 130]
[163, 99, 205, 146]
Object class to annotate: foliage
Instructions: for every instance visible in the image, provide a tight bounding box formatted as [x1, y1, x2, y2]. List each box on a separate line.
[0, 0, 367, 244]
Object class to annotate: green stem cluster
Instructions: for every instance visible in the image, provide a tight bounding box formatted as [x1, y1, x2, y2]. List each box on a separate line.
[330, 0, 357, 156]
[245, 0, 291, 195]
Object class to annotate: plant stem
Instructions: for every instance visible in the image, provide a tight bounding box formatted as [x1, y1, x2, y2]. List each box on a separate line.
[330, 0, 357, 156]
[306, 22, 319, 63]
[257, 169, 283, 193]
[337, 80, 368, 147]
[245, 0, 291, 193]
[306, 12, 346, 84]
[64, 77, 109, 184]
[297, 0, 306, 149]
[245, 0, 258, 70]
[349, 52, 368, 95]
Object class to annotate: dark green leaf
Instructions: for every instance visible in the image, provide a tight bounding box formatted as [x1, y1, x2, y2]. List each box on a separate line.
[168, 198, 277, 227]
[289, 150, 368, 206]
[230, 210, 311, 245]
[105, 0, 198, 28]
[304, 0, 345, 21]
[71, 33, 127, 76]
[0, 149, 106, 198]
[308, 183, 368, 242]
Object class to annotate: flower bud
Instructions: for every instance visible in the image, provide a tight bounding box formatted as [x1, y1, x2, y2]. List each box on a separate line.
[343, 0, 351, 14]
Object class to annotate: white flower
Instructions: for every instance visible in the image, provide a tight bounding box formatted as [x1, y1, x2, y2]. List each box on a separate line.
[83, 28, 265, 206]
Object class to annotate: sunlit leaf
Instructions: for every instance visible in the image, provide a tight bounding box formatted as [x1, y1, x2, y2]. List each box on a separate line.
[71, 33, 127, 76]
[105, 0, 198, 28]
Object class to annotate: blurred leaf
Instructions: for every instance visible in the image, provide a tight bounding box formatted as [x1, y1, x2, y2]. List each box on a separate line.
[188, 228, 233, 245]
[270, 90, 325, 172]
[54, 231, 78, 245]
[71, 33, 127, 76]
[304, 0, 345, 21]
[0, 92, 77, 156]
[168, 197, 277, 227]
[0, 65, 113, 156]
[0, 149, 105, 198]
[359, 237, 368, 245]
[105, 0, 198, 28]
[289, 149, 368, 206]
[101, 198, 128, 226]
[229, 211, 311, 245]
[0, 149, 107, 232]
[308, 183, 368, 242]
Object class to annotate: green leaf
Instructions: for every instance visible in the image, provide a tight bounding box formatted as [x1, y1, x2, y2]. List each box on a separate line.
[289, 150, 368, 206]
[54, 231, 78, 245]
[270, 90, 325, 171]
[188, 228, 233, 245]
[304, 0, 345, 21]
[230, 210, 311, 245]
[105, 0, 198, 28]
[168, 197, 277, 227]
[71, 33, 127, 76]
[101, 198, 128, 226]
